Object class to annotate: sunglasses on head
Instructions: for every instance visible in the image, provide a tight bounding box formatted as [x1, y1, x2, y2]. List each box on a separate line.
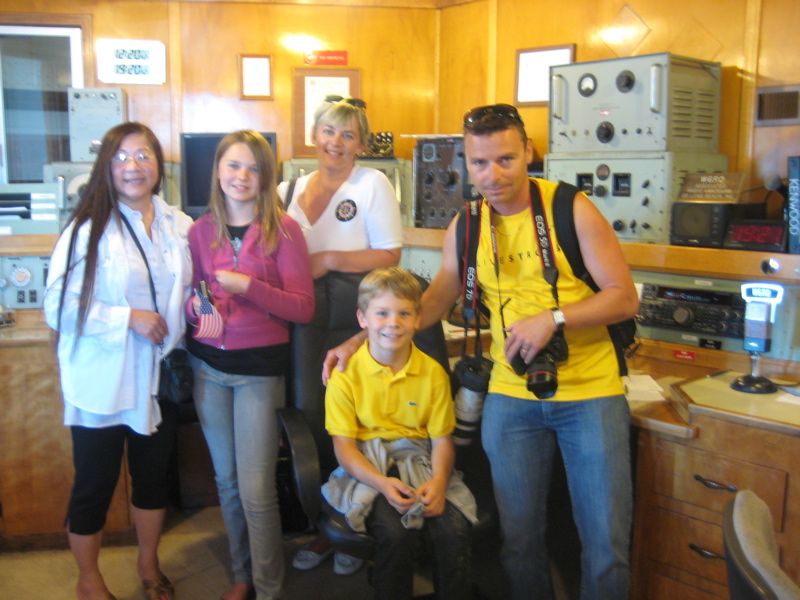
[324, 95, 367, 110]
[463, 104, 522, 126]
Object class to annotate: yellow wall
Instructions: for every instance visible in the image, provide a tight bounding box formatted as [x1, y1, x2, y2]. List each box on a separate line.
[2, 0, 799, 190]
[1, 1, 438, 165]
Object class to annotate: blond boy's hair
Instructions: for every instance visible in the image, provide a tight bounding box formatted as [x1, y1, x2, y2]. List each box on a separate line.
[357, 267, 422, 314]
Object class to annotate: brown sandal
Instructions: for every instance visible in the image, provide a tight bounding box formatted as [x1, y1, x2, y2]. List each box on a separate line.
[142, 575, 174, 600]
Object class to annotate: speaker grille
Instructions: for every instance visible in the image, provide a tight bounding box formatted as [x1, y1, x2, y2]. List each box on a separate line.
[756, 85, 800, 126]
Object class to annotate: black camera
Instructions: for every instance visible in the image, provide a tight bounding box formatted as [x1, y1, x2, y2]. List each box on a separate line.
[452, 355, 493, 446]
[509, 331, 569, 399]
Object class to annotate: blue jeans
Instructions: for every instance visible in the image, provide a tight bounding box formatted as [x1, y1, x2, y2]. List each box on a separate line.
[191, 356, 285, 600]
[481, 393, 632, 600]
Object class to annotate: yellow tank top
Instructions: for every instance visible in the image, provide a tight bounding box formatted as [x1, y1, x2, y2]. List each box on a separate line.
[475, 178, 624, 401]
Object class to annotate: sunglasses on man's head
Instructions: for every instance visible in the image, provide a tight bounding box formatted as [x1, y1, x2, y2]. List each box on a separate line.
[463, 104, 522, 126]
[324, 95, 367, 110]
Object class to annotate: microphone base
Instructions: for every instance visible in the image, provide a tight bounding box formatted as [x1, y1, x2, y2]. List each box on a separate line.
[730, 374, 778, 394]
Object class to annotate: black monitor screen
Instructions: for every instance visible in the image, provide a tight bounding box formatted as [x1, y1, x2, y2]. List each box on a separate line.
[180, 132, 277, 220]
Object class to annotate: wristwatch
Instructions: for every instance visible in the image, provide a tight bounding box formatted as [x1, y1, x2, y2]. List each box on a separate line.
[550, 307, 567, 331]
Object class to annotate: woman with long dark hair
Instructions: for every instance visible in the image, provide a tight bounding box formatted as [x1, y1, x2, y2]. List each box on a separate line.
[44, 122, 192, 600]
[186, 130, 314, 600]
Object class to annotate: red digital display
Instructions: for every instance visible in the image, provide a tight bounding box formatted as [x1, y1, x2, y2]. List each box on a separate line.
[729, 222, 784, 244]
[723, 220, 786, 251]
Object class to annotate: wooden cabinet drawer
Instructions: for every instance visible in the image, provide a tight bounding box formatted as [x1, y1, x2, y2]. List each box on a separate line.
[652, 437, 787, 529]
[647, 572, 725, 600]
[647, 506, 727, 585]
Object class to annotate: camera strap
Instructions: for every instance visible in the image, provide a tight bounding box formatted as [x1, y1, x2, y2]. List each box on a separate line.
[488, 179, 561, 307]
[459, 200, 486, 360]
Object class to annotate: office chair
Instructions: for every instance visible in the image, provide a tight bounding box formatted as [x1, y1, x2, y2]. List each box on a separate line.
[278, 270, 496, 593]
[723, 489, 800, 600]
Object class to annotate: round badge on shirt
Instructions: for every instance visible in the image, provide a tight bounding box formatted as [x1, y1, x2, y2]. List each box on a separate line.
[336, 199, 357, 222]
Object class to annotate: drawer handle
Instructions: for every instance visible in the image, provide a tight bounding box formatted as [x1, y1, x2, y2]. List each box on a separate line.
[689, 543, 725, 560]
[694, 474, 737, 493]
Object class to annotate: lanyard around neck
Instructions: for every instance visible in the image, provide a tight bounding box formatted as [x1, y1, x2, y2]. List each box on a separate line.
[488, 180, 560, 306]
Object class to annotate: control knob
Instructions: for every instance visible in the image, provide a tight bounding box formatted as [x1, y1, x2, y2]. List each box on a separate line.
[438, 171, 457, 186]
[616, 70, 636, 92]
[612, 219, 626, 232]
[596, 121, 615, 144]
[672, 306, 694, 326]
[594, 185, 607, 197]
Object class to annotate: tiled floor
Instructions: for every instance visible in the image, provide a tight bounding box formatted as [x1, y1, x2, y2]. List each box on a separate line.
[0, 506, 381, 600]
[0, 503, 576, 600]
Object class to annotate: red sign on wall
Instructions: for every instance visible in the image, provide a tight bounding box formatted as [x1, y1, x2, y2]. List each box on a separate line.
[304, 51, 348, 66]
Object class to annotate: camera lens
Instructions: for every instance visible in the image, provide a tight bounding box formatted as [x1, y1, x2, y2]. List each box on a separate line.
[526, 366, 558, 399]
[453, 387, 485, 446]
[509, 351, 528, 376]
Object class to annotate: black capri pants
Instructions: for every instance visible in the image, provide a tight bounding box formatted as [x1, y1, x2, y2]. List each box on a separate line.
[66, 400, 178, 535]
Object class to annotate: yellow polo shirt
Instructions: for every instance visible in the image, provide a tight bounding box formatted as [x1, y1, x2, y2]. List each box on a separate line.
[325, 341, 454, 441]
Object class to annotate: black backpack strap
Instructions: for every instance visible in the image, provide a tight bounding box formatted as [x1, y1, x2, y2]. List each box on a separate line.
[551, 181, 634, 375]
[283, 177, 298, 210]
[552, 182, 598, 291]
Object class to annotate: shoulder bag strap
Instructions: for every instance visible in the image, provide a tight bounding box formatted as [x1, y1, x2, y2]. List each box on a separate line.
[119, 212, 159, 313]
[284, 177, 298, 210]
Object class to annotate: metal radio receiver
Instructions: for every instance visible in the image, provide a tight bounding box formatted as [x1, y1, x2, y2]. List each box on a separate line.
[549, 53, 721, 154]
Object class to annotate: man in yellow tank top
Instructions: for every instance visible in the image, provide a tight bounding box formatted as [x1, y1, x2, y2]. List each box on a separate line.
[324, 105, 639, 600]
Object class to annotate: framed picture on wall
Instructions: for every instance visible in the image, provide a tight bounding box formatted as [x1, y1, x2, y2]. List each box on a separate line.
[239, 55, 272, 100]
[292, 67, 360, 157]
[515, 44, 575, 107]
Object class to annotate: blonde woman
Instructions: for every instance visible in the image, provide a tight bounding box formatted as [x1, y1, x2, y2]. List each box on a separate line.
[277, 96, 402, 576]
[186, 130, 315, 600]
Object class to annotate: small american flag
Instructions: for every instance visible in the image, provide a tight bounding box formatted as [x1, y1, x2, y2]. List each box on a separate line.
[194, 287, 224, 339]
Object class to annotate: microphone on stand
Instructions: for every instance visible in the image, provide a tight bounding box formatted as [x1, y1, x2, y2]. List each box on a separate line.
[763, 174, 788, 220]
[764, 173, 788, 198]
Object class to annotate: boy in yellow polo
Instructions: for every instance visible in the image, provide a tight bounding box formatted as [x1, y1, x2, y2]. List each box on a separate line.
[322, 267, 477, 600]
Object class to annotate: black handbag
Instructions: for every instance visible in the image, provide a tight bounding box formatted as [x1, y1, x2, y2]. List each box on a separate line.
[120, 213, 193, 404]
[158, 348, 193, 404]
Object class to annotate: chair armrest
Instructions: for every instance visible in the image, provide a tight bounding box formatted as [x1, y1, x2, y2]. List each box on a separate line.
[277, 406, 322, 525]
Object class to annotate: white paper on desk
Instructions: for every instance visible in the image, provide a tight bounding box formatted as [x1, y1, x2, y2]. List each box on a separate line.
[777, 393, 800, 406]
[623, 375, 666, 402]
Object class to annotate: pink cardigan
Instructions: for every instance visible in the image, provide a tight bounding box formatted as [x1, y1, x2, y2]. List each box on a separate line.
[185, 213, 315, 350]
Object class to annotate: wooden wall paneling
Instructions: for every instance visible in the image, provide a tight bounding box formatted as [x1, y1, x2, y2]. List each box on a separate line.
[168, 1, 184, 162]
[750, 0, 800, 182]
[177, 3, 437, 166]
[0, 340, 131, 539]
[178, 2, 287, 148]
[78, 1, 173, 159]
[438, 0, 492, 134]
[493, 0, 608, 158]
[331, 6, 438, 159]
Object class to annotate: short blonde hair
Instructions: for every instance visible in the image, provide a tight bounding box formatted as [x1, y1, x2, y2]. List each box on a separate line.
[312, 100, 370, 147]
[358, 267, 422, 314]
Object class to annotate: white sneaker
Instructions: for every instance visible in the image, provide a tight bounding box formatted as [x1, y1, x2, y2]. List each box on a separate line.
[292, 546, 334, 570]
[333, 551, 364, 576]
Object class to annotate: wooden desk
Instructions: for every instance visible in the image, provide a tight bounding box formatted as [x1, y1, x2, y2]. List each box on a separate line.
[630, 373, 800, 599]
[0, 311, 133, 550]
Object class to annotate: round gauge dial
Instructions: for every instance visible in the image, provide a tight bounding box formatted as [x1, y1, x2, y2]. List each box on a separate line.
[10, 266, 32, 288]
[578, 74, 597, 97]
